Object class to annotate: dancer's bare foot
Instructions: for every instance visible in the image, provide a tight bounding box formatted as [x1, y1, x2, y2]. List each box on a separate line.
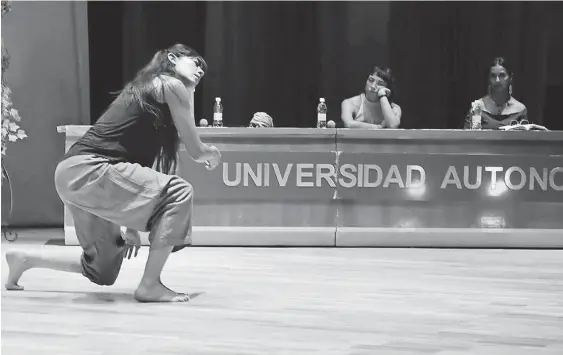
[5, 250, 29, 291]
[133, 281, 190, 303]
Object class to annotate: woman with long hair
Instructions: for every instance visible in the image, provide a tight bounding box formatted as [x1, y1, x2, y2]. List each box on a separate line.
[4, 44, 221, 302]
[464, 57, 528, 129]
[341, 66, 402, 129]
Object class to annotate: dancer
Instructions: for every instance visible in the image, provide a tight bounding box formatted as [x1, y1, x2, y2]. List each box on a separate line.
[5, 44, 221, 302]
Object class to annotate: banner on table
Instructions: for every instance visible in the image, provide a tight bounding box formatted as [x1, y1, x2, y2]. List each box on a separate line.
[178, 151, 563, 202]
[178, 151, 337, 200]
[336, 153, 563, 202]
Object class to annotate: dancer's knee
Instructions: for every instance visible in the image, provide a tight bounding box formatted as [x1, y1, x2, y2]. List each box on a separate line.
[170, 177, 193, 210]
[164, 177, 194, 218]
[91, 272, 119, 286]
[82, 265, 120, 286]
[81, 252, 123, 286]
[54, 161, 70, 199]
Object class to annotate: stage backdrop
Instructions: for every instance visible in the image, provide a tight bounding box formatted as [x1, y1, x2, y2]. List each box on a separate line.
[88, 1, 561, 130]
[1, 1, 90, 227]
[88, 1, 391, 127]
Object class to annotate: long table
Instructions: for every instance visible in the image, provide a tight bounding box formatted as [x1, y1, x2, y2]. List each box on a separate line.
[58, 126, 563, 248]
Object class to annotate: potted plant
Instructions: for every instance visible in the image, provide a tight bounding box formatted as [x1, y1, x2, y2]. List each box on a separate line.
[2, 0, 26, 241]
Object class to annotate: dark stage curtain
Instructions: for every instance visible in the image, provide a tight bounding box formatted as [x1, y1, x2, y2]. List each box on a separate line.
[88, 1, 558, 129]
[389, 1, 554, 129]
[88, 1, 391, 127]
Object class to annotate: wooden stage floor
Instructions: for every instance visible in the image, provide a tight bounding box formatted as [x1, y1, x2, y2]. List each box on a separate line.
[1, 229, 563, 355]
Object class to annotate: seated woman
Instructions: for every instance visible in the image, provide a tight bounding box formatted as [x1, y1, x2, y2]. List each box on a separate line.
[341, 66, 402, 129]
[464, 57, 528, 130]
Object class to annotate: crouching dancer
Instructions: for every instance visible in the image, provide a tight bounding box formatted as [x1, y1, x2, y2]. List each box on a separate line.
[5, 44, 221, 302]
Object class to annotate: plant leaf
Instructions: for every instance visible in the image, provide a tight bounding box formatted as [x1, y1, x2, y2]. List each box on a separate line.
[9, 108, 21, 121]
[8, 122, 19, 131]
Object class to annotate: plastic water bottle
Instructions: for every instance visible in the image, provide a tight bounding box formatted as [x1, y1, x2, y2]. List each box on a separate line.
[213, 97, 223, 127]
[471, 100, 482, 130]
[317, 98, 327, 128]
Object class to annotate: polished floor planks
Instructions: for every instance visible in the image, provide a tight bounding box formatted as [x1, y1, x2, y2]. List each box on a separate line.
[2, 238, 563, 355]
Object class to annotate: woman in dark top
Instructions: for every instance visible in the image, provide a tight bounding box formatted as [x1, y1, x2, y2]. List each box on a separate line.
[5, 44, 221, 302]
[464, 57, 528, 129]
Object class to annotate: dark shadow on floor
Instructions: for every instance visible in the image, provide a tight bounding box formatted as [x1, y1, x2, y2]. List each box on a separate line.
[45, 238, 65, 246]
[7, 289, 205, 304]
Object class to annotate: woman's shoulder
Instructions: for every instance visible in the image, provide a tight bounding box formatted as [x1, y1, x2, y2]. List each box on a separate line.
[152, 75, 184, 92]
[152, 75, 192, 103]
[342, 95, 362, 108]
[508, 97, 527, 112]
[480, 95, 526, 112]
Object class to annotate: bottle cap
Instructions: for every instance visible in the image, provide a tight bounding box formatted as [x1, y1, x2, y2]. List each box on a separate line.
[215, 97, 221, 102]
[320, 98, 325, 102]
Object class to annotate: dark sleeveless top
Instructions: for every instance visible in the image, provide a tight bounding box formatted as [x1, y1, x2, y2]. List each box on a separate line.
[463, 96, 528, 130]
[65, 94, 172, 168]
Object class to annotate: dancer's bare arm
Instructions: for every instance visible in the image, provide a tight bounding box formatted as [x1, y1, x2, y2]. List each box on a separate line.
[155, 76, 216, 163]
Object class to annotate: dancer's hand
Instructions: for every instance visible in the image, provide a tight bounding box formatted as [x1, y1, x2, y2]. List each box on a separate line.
[121, 227, 141, 259]
[205, 145, 221, 170]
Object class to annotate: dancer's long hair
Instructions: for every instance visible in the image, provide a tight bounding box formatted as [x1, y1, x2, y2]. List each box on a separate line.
[116, 43, 207, 174]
